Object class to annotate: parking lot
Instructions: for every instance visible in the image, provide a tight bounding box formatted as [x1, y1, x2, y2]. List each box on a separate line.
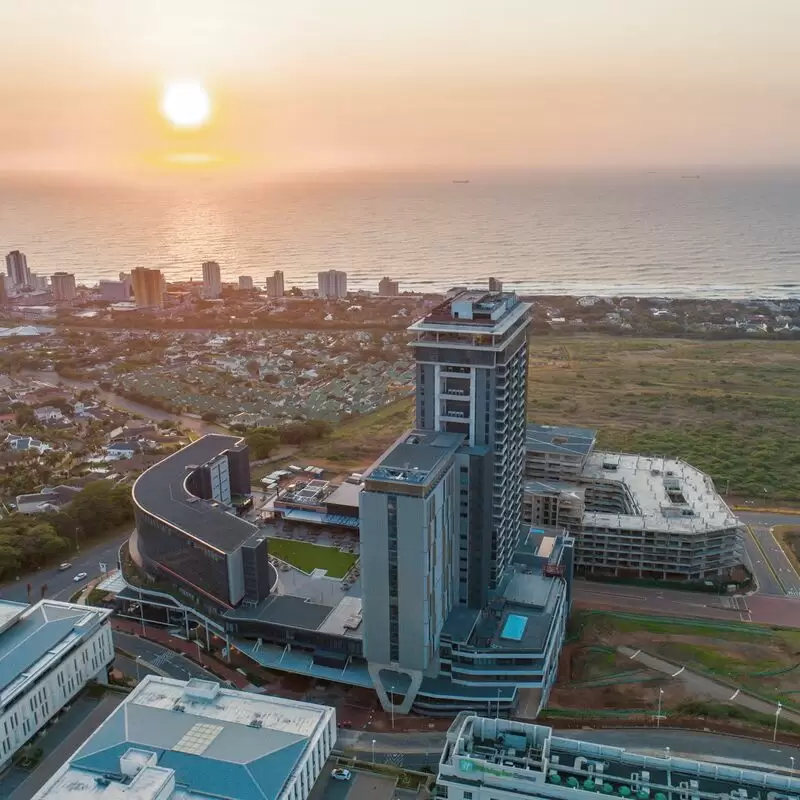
[309, 761, 419, 800]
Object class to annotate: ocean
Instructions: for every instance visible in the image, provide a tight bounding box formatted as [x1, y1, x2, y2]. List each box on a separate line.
[1, 170, 798, 298]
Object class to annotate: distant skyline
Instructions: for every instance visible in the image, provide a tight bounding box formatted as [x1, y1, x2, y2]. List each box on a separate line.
[1, 1, 799, 181]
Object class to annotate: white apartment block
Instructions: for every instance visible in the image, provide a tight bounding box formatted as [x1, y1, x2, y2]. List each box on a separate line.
[0, 599, 113, 771]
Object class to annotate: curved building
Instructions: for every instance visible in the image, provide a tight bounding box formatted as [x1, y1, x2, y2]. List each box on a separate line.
[132, 434, 271, 609]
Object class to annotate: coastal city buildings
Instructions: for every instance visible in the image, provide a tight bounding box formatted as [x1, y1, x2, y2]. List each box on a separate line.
[50, 271, 77, 302]
[5, 250, 30, 289]
[238, 274, 254, 290]
[436, 713, 799, 800]
[0, 598, 113, 772]
[202, 260, 222, 299]
[524, 424, 744, 580]
[266, 269, 285, 298]
[488, 276, 503, 292]
[120, 289, 572, 718]
[378, 276, 400, 296]
[317, 269, 347, 299]
[99, 279, 131, 302]
[131, 267, 164, 309]
[32, 676, 336, 800]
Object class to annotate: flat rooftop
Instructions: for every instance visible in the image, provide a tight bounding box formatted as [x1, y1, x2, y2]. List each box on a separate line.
[582, 451, 740, 533]
[34, 676, 335, 800]
[0, 599, 111, 710]
[443, 715, 800, 800]
[325, 481, 362, 510]
[132, 434, 258, 554]
[408, 290, 531, 337]
[365, 429, 464, 487]
[526, 423, 597, 458]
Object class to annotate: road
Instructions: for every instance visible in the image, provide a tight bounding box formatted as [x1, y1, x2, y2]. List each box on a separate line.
[738, 511, 800, 596]
[0, 531, 129, 604]
[572, 581, 751, 622]
[113, 630, 221, 683]
[742, 527, 784, 596]
[337, 728, 800, 772]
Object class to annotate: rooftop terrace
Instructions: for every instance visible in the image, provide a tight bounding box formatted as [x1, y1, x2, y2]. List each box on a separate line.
[408, 290, 531, 337]
[132, 434, 258, 554]
[365, 429, 464, 487]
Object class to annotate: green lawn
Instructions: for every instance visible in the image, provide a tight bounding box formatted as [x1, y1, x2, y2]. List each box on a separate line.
[267, 537, 357, 578]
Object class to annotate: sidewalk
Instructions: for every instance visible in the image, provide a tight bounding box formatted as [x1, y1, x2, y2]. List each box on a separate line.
[111, 618, 250, 689]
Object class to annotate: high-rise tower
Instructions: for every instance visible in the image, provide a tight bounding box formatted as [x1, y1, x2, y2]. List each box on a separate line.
[5, 250, 30, 289]
[408, 290, 531, 589]
[202, 261, 222, 299]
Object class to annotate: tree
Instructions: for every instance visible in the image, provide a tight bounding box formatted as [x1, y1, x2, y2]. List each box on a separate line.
[201, 411, 219, 423]
[246, 427, 280, 460]
[15, 406, 35, 427]
[245, 360, 260, 377]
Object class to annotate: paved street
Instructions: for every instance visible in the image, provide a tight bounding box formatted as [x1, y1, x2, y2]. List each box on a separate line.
[742, 527, 784, 596]
[0, 531, 130, 604]
[114, 630, 220, 682]
[738, 511, 800, 596]
[5, 693, 124, 800]
[564, 729, 800, 772]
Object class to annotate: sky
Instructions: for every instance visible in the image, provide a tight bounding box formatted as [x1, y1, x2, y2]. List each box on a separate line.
[1, 0, 799, 180]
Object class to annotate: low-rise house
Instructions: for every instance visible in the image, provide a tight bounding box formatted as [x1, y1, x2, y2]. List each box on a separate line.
[34, 405, 65, 423]
[105, 440, 142, 459]
[3, 434, 51, 453]
[15, 485, 81, 514]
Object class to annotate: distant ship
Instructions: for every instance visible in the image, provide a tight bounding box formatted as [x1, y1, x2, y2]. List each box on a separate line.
[681, 175, 701, 179]
[452, 179, 470, 184]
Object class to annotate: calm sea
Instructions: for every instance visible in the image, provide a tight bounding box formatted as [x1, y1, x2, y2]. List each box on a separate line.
[1, 171, 798, 298]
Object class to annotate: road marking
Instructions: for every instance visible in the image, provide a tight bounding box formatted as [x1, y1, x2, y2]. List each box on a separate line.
[629, 650, 641, 659]
[730, 689, 740, 700]
[671, 666, 685, 678]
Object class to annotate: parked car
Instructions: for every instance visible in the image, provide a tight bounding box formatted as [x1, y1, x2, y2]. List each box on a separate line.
[331, 769, 352, 782]
[58, 562, 72, 571]
[73, 572, 88, 583]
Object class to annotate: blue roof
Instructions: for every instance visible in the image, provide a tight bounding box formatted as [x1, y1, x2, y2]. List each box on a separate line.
[283, 508, 359, 528]
[0, 600, 108, 700]
[57, 677, 333, 800]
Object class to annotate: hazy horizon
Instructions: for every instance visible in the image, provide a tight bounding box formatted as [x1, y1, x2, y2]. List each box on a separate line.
[2, 1, 800, 180]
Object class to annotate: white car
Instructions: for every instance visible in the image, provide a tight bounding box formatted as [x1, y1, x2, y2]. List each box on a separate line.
[331, 768, 352, 782]
[73, 572, 88, 583]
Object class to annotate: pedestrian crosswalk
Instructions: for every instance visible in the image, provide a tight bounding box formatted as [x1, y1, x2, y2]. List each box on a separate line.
[383, 753, 404, 768]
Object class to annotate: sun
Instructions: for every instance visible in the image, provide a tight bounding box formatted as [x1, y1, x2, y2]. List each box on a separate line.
[161, 81, 211, 128]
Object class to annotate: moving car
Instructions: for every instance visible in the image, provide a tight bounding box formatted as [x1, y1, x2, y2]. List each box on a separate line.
[73, 572, 88, 582]
[58, 562, 72, 571]
[331, 769, 352, 782]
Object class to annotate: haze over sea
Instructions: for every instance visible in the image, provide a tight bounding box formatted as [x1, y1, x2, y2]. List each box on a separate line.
[1, 170, 798, 299]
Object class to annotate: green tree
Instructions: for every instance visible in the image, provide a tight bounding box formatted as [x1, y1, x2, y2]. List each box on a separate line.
[15, 406, 35, 427]
[246, 427, 280, 459]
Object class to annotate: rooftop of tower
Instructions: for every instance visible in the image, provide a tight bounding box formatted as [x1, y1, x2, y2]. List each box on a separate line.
[408, 289, 530, 337]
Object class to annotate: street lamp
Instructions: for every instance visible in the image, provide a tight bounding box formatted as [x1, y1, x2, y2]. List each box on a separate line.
[790, 755, 795, 773]
[372, 739, 376, 764]
[390, 684, 395, 730]
[134, 655, 141, 683]
[657, 688, 664, 728]
[774, 702, 783, 743]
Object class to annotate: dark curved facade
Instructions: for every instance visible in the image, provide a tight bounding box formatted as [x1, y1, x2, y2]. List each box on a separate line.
[132, 434, 270, 610]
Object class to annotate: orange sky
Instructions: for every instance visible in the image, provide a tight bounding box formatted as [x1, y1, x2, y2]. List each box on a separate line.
[1, 1, 799, 180]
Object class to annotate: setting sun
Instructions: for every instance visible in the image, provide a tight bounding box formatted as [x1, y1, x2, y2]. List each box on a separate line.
[160, 81, 211, 128]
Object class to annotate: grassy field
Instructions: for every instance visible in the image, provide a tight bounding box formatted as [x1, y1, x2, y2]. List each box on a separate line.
[284, 336, 800, 500]
[559, 611, 800, 709]
[528, 336, 800, 500]
[267, 537, 357, 578]
[775, 526, 800, 574]
[292, 396, 415, 473]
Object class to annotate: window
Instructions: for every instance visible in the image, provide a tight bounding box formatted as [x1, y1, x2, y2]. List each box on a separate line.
[463, 792, 473, 799]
